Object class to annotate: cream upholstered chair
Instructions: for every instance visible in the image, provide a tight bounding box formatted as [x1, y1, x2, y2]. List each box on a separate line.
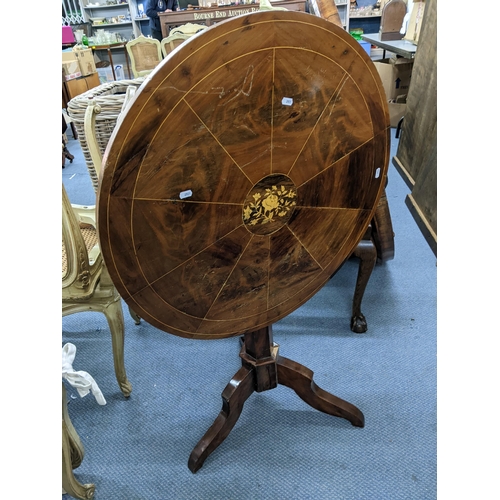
[126, 35, 162, 77]
[62, 88, 140, 398]
[83, 87, 143, 329]
[161, 23, 207, 57]
[160, 32, 192, 57]
[62, 183, 132, 398]
[170, 22, 207, 36]
[258, 0, 287, 10]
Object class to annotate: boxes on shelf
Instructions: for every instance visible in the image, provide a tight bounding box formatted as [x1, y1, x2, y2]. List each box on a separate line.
[97, 66, 113, 83]
[62, 51, 82, 81]
[404, 0, 426, 45]
[72, 47, 97, 76]
[373, 57, 413, 101]
[370, 47, 385, 60]
[64, 73, 101, 100]
[358, 40, 371, 56]
[96, 61, 125, 83]
[388, 100, 406, 128]
[373, 57, 413, 128]
[349, 29, 371, 56]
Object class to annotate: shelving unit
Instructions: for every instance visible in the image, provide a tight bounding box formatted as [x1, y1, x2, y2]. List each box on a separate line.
[81, 1, 140, 39]
[133, 1, 152, 38]
[347, 0, 387, 35]
[76, 0, 388, 42]
[335, 0, 349, 31]
[349, 11, 382, 35]
[78, 0, 144, 78]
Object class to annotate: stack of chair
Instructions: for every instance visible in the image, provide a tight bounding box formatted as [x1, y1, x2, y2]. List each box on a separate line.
[160, 23, 207, 57]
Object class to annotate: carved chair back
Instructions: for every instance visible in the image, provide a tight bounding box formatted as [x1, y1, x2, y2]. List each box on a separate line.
[161, 23, 207, 57]
[126, 35, 163, 77]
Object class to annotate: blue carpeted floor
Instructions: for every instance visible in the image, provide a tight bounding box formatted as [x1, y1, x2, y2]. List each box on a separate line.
[62, 126, 437, 499]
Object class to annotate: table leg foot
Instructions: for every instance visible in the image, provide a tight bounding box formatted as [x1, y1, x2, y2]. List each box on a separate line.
[188, 366, 255, 473]
[277, 355, 365, 427]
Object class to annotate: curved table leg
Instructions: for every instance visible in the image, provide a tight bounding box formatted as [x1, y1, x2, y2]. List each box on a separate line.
[188, 366, 255, 473]
[188, 328, 364, 473]
[276, 355, 364, 427]
[62, 384, 95, 499]
[350, 237, 377, 334]
[372, 189, 395, 263]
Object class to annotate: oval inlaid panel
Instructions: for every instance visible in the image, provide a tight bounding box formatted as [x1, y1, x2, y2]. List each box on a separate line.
[98, 10, 390, 339]
[243, 174, 297, 235]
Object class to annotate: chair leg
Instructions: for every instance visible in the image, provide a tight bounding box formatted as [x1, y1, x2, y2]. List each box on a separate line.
[128, 306, 141, 325]
[103, 299, 133, 397]
[395, 117, 404, 139]
[350, 237, 377, 334]
[70, 121, 78, 140]
[64, 147, 75, 163]
[62, 383, 96, 499]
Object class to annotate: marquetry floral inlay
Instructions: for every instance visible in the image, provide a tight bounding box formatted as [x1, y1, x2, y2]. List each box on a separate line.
[243, 185, 297, 226]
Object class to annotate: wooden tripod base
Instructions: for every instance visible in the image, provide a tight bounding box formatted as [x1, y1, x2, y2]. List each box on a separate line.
[188, 326, 364, 473]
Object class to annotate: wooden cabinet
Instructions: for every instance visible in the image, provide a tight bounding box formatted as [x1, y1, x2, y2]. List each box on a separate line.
[159, 0, 306, 37]
[63, 72, 101, 103]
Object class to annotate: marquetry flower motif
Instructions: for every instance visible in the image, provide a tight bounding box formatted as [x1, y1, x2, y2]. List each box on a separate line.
[243, 185, 297, 226]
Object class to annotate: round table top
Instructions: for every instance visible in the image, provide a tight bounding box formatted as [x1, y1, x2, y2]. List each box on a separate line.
[98, 10, 390, 339]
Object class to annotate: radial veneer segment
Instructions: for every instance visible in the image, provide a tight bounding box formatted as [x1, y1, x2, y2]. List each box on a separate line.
[204, 234, 271, 321]
[151, 225, 252, 319]
[131, 200, 244, 281]
[185, 51, 275, 184]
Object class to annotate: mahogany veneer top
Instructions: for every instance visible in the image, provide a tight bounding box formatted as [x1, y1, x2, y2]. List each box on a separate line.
[98, 10, 390, 339]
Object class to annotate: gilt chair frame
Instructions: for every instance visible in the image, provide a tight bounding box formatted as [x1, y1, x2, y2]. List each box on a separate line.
[126, 35, 163, 77]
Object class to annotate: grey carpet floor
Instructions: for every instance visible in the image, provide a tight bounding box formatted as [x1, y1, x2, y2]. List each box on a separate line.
[62, 126, 437, 499]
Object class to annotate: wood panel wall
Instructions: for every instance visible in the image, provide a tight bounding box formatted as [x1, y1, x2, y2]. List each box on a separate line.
[392, 0, 437, 256]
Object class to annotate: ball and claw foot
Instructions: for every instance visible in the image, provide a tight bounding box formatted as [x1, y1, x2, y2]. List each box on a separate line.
[350, 313, 368, 334]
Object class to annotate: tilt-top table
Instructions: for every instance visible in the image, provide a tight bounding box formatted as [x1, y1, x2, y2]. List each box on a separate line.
[98, 10, 390, 472]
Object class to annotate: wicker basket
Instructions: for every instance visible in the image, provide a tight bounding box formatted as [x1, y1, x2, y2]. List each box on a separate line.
[67, 78, 145, 192]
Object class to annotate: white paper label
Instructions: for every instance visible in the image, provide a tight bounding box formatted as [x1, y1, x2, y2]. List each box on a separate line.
[282, 97, 293, 106]
[179, 189, 193, 199]
[375, 168, 380, 179]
